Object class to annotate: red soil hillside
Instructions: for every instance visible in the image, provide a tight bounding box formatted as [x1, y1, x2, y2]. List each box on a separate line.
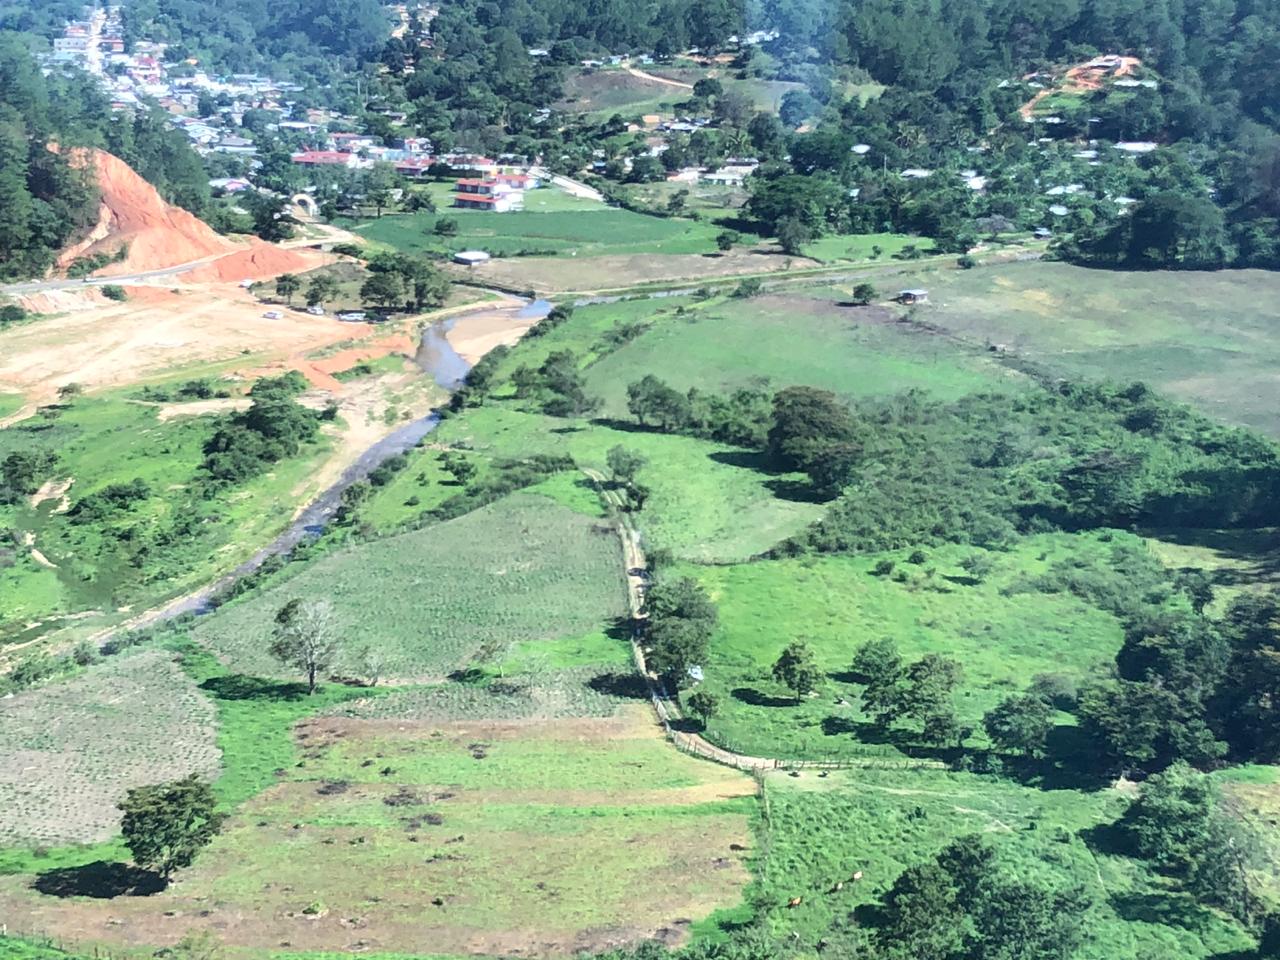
[57, 148, 242, 276]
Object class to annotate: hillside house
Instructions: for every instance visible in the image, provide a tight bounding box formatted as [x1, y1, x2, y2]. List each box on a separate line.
[454, 178, 524, 212]
[292, 150, 366, 169]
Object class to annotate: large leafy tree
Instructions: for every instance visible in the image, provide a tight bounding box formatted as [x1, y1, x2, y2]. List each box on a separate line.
[118, 775, 225, 879]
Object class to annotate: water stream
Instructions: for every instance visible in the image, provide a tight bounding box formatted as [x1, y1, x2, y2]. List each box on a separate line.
[141, 312, 491, 622]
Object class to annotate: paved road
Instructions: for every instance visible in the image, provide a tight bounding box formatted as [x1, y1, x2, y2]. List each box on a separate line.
[1, 260, 213, 295]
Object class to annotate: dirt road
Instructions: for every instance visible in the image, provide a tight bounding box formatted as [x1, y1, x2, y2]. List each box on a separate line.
[624, 64, 693, 89]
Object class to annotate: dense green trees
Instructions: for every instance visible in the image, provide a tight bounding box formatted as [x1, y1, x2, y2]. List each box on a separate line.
[203, 373, 321, 482]
[875, 836, 1089, 960]
[644, 577, 718, 688]
[118, 775, 225, 879]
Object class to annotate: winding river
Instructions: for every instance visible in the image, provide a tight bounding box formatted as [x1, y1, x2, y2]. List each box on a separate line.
[136, 301, 550, 624]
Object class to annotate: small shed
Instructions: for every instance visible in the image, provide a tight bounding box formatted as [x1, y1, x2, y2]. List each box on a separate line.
[453, 250, 491, 267]
[897, 289, 929, 305]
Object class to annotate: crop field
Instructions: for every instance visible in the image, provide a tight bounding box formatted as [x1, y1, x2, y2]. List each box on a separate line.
[0, 707, 755, 958]
[0, 391, 334, 645]
[748, 769, 1255, 959]
[582, 292, 1024, 419]
[904, 261, 1280, 437]
[686, 533, 1132, 760]
[191, 493, 628, 681]
[0, 648, 220, 846]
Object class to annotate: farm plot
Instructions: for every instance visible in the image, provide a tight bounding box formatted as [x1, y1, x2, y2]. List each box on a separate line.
[0, 707, 755, 958]
[747, 768, 1255, 959]
[0, 648, 220, 845]
[191, 493, 628, 681]
[685, 534, 1131, 760]
[905, 261, 1280, 437]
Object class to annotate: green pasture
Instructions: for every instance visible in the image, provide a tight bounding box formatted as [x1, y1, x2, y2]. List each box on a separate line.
[191, 493, 628, 681]
[582, 290, 1021, 419]
[749, 770, 1256, 959]
[906, 261, 1280, 437]
[359, 402, 823, 561]
[0, 392, 23, 419]
[352, 202, 735, 260]
[687, 533, 1133, 760]
[802, 232, 925, 263]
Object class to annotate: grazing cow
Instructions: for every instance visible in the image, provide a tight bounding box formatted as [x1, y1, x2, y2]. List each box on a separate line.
[828, 881, 844, 894]
[850, 870, 864, 882]
[786, 897, 803, 908]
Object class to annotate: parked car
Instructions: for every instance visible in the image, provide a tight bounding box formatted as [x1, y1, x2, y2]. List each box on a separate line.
[306, 305, 325, 315]
[336, 311, 366, 322]
[239, 279, 255, 289]
[262, 310, 283, 320]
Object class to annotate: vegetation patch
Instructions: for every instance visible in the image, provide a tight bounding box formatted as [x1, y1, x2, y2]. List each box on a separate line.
[745, 769, 1255, 959]
[684, 535, 1129, 759]
[0, 648, 220, 846]
[909, 261, 1280, 437]
[0, 708, 754, 958]
[191, 493, 628, 680]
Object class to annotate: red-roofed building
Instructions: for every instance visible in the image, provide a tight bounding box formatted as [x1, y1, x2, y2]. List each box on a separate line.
[292, 150, 364, 169]
[395, 157, 437, 179]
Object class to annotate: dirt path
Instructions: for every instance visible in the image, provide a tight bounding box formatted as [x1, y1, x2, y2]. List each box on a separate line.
[582, 469, 941, 774]
[624, 64, 693, 89]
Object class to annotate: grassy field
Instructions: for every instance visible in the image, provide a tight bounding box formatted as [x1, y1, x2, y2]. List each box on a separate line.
[802, 233, 927, 263]
[0, 648, 220, 846]
[0, 391, 23, 419]
[353, 201, 733, 260]
[0, 707, 755, 958]
[191, 493, 628, 681]
[745, 769, 1256, 958]
[687, 533, 1132, 760]
[905, 261, 1280, 437]
[582, 292, 1023, 419]
[556, 67, 805, 119]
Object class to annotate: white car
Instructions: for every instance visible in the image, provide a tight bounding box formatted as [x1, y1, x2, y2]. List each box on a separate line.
[306, 305, 325, 315]
[262, 310, 283, 320]
[239, 279, 255, 289]
[337, 311, 366, 322]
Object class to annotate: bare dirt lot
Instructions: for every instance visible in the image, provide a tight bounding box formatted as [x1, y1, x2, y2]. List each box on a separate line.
[0, 706, 753, 958]
[0, 284, 373, 407]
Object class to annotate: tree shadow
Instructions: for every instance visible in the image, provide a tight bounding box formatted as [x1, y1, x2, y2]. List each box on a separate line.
[588, 672, 649, 700]
[764, 477, 829, 503]
[199, 674, 309, 702]
[1080, 818, 1134, 859]
[731, 686, 796, 708]
[33, 861, 166, 899]
[604, 615, 637, 642]
[1110, 891, 1219, 932]
[827, 669, 863, 685]
[821, 715, 860, 736]
[706, 449, 779, 473]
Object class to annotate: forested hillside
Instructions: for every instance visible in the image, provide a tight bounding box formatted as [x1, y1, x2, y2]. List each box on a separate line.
[0, 35, 210, 280]
[119, 0, 393, 75]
